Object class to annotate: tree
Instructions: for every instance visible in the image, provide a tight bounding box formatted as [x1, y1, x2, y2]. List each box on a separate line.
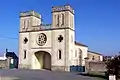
[106, 55, 120, 79]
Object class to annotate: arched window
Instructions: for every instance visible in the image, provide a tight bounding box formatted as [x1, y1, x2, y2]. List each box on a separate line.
[79, 49, 82, 65]
[92, 56, 95, 60]
[62, 14, 64, 25]
[75, 50, 77, 57]
[27, 20, 30, 29]
[57, 15, 59, 26]
[23, 20, 26, 29]
[24, 50, 27, 59]
[58, 50, 62, 59]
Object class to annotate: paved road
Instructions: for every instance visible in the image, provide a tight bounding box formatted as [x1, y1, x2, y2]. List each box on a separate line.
[0, 69, 104, 80]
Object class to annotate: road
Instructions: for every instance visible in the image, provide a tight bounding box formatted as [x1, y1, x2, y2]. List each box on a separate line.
[0, 69, 105, 80]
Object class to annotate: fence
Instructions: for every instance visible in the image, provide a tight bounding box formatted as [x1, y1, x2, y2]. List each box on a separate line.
[70, 65, 85, 72]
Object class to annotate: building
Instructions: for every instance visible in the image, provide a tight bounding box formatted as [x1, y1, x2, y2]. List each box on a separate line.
[87, 51, 103, 62]
[18, 4, 102, 71]
[0, 49, 18, 69]
[103, 56, 114, 61]
[6, 49, 18, 69]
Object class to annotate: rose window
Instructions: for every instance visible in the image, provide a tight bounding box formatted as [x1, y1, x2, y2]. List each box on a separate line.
[37, 33, 47, 46]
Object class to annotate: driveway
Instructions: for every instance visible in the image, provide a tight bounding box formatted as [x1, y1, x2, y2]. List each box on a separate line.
[0, 69, 105, 80]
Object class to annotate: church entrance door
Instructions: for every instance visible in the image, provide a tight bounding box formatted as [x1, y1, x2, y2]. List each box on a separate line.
[34, 51, 51, 70]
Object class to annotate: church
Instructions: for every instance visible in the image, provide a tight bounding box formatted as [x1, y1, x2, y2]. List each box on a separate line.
[18, 4, 103, 71]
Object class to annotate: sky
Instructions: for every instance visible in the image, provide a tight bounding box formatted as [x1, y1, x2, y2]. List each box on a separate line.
[0, 0, 120, 56]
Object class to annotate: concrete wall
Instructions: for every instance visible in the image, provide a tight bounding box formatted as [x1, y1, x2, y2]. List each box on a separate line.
[74, 45, 88, 66]
[0, 59, 9, 69]
[85, 61, 107, 72]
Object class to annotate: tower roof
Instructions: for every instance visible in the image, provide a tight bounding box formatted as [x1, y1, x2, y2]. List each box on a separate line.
[52, 4, 74, 14]
[20, 10, 41, 18]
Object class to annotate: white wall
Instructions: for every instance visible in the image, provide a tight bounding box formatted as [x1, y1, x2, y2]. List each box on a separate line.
[74, 45, 88, 66]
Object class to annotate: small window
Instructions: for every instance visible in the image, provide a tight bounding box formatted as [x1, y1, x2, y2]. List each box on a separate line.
[24, 50, 26, 59]
[98, 56, 100, 60]
[92, 56, 95, 60]
[62, 14, 64, 25]
[23, 21, 26, 29]
[58, 35, 63, 42]
[23, 37, 28, 44]
[75, 50, 77, 57]
[58, 50, 62, 59]
[57, 15, 59, 26]
[27, 20, 30, 28]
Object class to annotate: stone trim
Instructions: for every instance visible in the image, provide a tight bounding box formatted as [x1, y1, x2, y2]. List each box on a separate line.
[31, 47, 52, 49]
[19, 27, 74, 33]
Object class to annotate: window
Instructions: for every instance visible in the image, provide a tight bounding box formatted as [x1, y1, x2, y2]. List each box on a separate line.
[58, 50, 62, 59]
[23, 21, 26, 29]
[92, 56, 95, 60]
[62, 14, 64, 25]
[75, 50, 77, 57]
[23, 37, 28, 44]
[37, 33, 47, 46]
[58, 35, 63, 42]
[57, 15, 59, 26]
[98, 56, 100, 60]
[24, 50, 26, 59]
[79, 49, 82, 65]
[27, 20, 30, 28]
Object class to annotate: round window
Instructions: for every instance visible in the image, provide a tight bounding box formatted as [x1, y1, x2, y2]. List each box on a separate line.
[37, 33, 47, 46]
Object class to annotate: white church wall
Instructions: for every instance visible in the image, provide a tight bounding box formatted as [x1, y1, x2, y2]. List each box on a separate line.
[19, 32, 30, 68]
[68, 30, 75, 66]
[31, 15, 41, 26]
[51, 29, 65, 66]
[30, 31, 52, 49]
[75, 45, 88, 66]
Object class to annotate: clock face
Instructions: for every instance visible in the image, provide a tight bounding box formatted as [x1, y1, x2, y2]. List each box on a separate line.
[37, 33, 47, 46]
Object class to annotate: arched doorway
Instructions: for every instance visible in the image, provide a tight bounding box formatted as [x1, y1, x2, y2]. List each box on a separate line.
[34, 51, 51, 70]
[79, 49, 82, 66]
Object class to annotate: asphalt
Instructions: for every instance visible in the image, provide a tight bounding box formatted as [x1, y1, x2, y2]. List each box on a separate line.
[0, 69, 104, 80]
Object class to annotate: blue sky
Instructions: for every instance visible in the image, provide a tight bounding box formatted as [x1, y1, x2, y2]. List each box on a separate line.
[0, 0, 120, 56]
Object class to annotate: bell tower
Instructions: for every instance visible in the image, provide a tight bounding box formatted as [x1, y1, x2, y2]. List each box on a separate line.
[20, 11, 42, 32]
[52, 4, 74, 30]
[51, 5, 75, 71]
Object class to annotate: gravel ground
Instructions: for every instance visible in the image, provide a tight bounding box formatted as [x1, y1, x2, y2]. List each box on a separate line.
[0, 69, 106, 80]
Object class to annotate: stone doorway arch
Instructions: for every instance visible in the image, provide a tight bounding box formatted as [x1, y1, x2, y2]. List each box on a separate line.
[34, 51, 51, 70]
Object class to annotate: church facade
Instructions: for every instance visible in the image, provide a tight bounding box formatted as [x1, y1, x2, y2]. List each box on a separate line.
[18, 5, 89, 71]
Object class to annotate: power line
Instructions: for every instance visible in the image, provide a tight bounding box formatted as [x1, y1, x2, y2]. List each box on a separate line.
[0, 35, 18, 40]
